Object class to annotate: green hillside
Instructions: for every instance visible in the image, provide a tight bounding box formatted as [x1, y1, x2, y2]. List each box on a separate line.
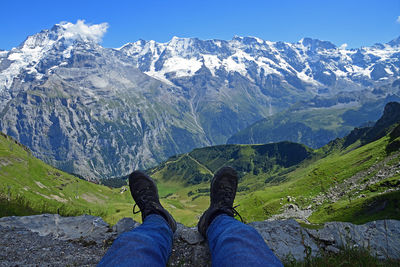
[146, 128, 400, 225]
[0, 132, 136, 225]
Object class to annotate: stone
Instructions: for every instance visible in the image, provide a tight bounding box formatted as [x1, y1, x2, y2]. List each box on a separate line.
[307, 220, 400, 260]
[179, 226, 204, 245]
[325, 245, 340, 254]
[249, 219, 319, 261]
[0, 214, 111, 244]
[112, 217, 140, 235]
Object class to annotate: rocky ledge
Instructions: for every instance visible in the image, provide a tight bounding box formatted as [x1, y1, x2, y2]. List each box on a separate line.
[0, 214, 399, 266]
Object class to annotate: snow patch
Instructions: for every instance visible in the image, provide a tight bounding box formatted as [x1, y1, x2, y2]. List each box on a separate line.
[297, 70, 318, 85]
[385, 67, 394, 75]
[162, 56, 203, 77]
[203, 54, 221, 76]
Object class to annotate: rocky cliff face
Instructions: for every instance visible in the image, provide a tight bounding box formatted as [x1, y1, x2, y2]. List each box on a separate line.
[0, 25, 212, 180]
[0, 214, 399, 266]
[0, 21, 399, 179]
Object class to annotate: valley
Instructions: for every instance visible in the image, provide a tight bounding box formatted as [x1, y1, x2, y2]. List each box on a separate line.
[1, 102, 399, 227]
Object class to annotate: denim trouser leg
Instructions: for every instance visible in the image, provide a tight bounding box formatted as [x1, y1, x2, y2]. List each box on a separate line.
[207, 214, 283, 267]
[98, 214, 173, 267]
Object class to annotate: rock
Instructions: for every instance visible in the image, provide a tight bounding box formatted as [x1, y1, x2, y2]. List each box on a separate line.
[112, 217, 140, 235]
[306, 220, 400, 260]
[169, 224, 211, 266]
[119, 186, 128, 194]
[0, 225, 105, 267]
[325, 245, 340, 254]
[287, 196, 294, 202]
[250, 219, 319, 261]
[267, 204, 312, 223]
[0, 214, 399, 266]
[0, 214, 111, 244]
[178, 225, 205, 245]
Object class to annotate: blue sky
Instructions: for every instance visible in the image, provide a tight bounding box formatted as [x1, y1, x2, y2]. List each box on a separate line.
[1, 0, 399, 50]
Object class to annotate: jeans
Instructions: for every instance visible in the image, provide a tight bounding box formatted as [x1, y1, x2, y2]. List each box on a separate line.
[98, 214, 283, 267]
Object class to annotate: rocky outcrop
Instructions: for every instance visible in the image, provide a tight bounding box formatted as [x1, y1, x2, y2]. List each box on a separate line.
[0, 214, 399, 266]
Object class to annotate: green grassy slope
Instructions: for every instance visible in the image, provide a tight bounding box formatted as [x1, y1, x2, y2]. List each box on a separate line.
[0, 132, 136, 225]
[237, 134, 400, 223]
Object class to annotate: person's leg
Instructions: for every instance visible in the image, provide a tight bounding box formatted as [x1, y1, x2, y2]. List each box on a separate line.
[99, 171, 176, 266]
[98, 214, 173, 267]
[207, 214, 283, 267]
[198, 167, 283, 266]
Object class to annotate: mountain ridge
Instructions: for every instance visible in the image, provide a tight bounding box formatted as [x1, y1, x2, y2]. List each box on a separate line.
[0, 22, 399, 179]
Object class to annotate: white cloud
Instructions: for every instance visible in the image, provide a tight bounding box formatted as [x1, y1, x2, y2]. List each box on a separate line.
[59, 20, 109, 43]
[397, 16, 400, 23]
[339, 43, 348, 50]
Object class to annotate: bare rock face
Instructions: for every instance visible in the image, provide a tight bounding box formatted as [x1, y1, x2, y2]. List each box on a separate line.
[250, 219, 400, 261]
[2, 23, 400, 181]
[0, 214, 399, 266]
[306, 220, 400, 260]
[0, 214, 111, 243]
[249, 220, 319, 261]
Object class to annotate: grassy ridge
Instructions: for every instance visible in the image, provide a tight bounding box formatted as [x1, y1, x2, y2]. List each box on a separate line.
[0, 133, 136, 225]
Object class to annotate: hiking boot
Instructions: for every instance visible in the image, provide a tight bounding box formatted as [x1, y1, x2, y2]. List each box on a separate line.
[129, 170, 177, 232]
[197, 166, 242, 237]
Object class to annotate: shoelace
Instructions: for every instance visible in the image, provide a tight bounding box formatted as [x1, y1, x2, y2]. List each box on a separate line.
[231, 204, 244, 222]
[132, 203, 141, 214]
[221, 184, 244, 222]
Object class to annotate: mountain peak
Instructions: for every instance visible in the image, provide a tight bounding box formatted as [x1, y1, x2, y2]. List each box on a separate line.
[300, 37, 336, 50]
[388, 36, 400, 47]
[19, 20, 108, 50]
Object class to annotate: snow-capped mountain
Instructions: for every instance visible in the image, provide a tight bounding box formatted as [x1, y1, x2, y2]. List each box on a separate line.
[119, 35, 400, 98]
[0, 22, 211, 180]
[0, 21, 399, 180]
[0, 22, 109, 108]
